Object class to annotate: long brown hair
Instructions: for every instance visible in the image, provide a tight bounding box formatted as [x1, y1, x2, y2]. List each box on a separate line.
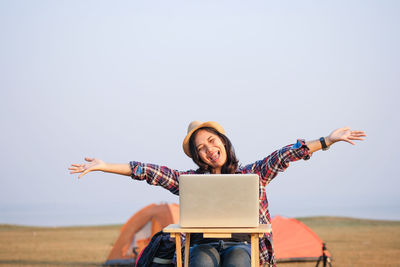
[189, 127, 239, 174]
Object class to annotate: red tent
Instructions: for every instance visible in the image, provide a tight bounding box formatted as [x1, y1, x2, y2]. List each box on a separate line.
[272, 215, 331, 262]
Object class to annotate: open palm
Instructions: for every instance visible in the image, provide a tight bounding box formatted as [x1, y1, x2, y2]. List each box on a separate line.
[68, 157, 105, 179]
[328, 127, 366, 145]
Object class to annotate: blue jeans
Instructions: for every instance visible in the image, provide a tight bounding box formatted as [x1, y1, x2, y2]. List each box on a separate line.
[189, 241, 251, 267]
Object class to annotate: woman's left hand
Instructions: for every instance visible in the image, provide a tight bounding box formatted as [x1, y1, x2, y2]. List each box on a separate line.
[327, 127, 367, 145]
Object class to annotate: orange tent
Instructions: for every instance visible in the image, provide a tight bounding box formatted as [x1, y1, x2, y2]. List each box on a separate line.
[104, 203, 179, 266]
[272, 215, 331, 262]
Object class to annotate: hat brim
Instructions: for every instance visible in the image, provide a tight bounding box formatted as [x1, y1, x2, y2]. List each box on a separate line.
[182, 121, 225, 158]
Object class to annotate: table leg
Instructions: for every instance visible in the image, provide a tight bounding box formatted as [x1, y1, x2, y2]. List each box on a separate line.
[250, 233, 258, 267]
[175, 233, 182, 267]
[184, 233, 190, 267]
[255, 235, 259, 267]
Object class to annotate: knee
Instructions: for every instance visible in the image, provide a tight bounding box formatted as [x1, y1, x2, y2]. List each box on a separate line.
[189, 244, 220, 267]
[222, 245, 251, 267]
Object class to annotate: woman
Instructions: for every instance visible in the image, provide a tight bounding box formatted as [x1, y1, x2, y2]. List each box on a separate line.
[69, 121, 366, 267]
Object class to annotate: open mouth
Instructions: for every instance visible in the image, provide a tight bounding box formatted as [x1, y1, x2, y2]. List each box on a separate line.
[209, 151, 220, 163]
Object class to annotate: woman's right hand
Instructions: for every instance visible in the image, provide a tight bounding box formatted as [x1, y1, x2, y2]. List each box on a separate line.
[69, 157, 106, 179]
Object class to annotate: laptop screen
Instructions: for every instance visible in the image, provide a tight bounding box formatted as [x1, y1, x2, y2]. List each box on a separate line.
[179, 174, 259, 228]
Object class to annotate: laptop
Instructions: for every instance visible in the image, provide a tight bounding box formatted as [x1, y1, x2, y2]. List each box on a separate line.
[179, 174, 259, 228]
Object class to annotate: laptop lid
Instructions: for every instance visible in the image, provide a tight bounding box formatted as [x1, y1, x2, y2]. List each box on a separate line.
[179, 174, 259, 228]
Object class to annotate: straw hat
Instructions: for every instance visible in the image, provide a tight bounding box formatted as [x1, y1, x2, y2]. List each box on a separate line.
[182, 121, 225, 158]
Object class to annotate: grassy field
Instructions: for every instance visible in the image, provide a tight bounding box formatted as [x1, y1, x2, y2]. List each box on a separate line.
[280, 217, 400, 267]
[0, 217, 399, 267]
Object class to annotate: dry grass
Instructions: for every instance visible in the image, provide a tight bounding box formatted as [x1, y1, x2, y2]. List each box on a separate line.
[0, 217, 399, 266]
[0, 224, 120, 266]
[281, 217, 400, 267]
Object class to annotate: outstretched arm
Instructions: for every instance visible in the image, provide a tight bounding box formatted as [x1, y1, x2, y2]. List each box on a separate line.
[244, 127, 366, 184]
[306, 127, 366, 153]
[68, 157, 131, 179]
[69, 158, 194, 195]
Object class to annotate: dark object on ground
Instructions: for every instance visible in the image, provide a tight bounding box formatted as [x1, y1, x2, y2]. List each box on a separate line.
[134, 230, 176, 267]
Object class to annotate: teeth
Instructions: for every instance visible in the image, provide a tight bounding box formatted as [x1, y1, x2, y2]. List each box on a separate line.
[210, 152, 219, 162]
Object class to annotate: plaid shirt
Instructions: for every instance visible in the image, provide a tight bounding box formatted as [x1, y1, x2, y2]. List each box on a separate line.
[130, 139, 310, 266]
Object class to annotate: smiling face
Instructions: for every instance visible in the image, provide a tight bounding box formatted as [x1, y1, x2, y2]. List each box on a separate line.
[193, 129, 228, 174]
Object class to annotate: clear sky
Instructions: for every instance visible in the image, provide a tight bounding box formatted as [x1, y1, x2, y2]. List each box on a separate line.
[1, 0, 399, 226]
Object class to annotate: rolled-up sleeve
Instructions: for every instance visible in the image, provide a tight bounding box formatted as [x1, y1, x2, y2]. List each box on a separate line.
[130, 161, 195, 195]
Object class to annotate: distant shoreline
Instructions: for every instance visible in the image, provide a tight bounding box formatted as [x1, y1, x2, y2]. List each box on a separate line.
[2, 215, 399, 228]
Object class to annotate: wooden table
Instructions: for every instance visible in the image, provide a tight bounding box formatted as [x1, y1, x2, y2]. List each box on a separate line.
[163, 224, 271, 267]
